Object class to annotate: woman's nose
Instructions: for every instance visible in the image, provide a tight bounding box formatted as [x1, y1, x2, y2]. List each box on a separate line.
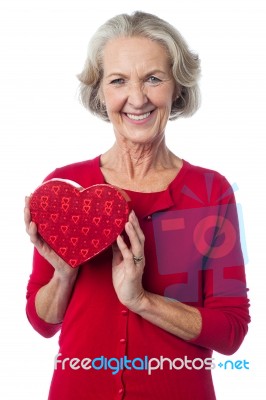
[127, 82, 148, 108]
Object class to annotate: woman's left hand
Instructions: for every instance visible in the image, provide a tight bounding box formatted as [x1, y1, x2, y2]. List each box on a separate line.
[112, 210, 146, 311]
[112, 210, 202, 341]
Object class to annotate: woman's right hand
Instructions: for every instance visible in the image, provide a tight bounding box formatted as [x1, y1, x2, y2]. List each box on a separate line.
[25, 196, 79, 323]
[24, 196, 79, 280]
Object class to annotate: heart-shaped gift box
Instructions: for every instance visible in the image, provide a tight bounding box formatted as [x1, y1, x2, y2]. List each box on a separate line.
[30, 180, 130, 267]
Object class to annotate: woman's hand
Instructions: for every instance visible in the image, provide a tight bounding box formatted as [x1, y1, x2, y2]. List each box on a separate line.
[24, 196, 79, 280]
[112, 209, 202, 340]
[112, 210, 146, 311]
[24, 195, 79, 323]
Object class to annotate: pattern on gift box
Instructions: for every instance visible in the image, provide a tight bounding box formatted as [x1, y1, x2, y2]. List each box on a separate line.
[30, 181, 130, 267]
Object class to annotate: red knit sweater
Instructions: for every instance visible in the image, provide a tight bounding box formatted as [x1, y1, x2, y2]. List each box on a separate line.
[26, 156, 250, 400]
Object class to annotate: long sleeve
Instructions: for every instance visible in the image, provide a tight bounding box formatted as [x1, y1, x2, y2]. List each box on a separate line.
[188, 179, 250, 354]
[191, 296, 250, 355]
[151, 164, 250, 355]
[26, 249, 62, 338]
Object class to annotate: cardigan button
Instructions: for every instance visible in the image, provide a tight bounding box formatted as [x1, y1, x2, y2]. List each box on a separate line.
[120, 338, 126, 344]
[118, 388, 124, 395]
[121, 309, 128, 316]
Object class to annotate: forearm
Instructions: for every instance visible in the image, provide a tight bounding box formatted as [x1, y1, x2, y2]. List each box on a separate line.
[35, 271, 77, 324]
[132, 291, 202, 341]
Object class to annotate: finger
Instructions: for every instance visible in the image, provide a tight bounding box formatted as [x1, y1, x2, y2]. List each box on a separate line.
[28, 220, 37, 236]
[28, 221, 42, 246]
[25, 196, 30, 207]
[24, 197, 31, 226]
[116, 235, 135, 264]
[24, 207, 31, 228]
[24, 196, 41, 245]
[129, 211, 145, 245]
[125, 222, 144, 262]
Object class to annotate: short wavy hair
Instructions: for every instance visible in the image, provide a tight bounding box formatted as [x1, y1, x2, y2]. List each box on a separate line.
[77, 11, 201, 121]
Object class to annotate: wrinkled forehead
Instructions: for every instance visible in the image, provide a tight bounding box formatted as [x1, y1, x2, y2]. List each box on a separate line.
[101, 36, 172, 76]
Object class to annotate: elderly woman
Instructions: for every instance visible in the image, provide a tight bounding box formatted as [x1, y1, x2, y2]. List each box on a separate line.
[25, 11, 250, 400]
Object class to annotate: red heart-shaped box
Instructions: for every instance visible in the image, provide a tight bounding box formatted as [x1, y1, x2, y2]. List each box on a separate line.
[30, 180, 130, 267]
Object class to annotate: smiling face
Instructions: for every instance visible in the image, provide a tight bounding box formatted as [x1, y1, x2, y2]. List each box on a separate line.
[100, 36, 177, 146]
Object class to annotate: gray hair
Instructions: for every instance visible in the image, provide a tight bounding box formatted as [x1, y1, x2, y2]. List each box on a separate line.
[77, 11, 201, 121]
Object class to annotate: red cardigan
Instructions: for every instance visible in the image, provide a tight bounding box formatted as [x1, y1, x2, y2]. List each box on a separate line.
[26, 156, 250, 400]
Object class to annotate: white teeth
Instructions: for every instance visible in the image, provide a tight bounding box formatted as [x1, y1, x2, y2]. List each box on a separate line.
[127, 112, 151, 121]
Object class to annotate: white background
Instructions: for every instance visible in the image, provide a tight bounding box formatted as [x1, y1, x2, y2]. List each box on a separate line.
[0, 0, 265, 398]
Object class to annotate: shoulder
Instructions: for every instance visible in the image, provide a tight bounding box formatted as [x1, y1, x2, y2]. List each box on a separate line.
[183, 160, 230, 186]
[179, 160, 235, 205]
[183, 159, 225, 179]
[43, 155, 103, 187]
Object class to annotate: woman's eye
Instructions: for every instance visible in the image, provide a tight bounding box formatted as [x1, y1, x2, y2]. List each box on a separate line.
[110, 78, 125, 85]
[147, 76, 161, 84]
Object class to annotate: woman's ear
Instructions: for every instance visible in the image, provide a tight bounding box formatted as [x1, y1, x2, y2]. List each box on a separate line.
[172, 84, 181, 102]
[98, 85, 105, 105]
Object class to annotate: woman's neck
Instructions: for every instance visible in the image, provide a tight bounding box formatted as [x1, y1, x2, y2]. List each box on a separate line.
[100, 138, 182, 192]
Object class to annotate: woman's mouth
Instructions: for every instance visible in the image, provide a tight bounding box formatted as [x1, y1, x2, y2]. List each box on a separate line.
[124, 110, 156, 124]
[126, 112, 151, 121]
